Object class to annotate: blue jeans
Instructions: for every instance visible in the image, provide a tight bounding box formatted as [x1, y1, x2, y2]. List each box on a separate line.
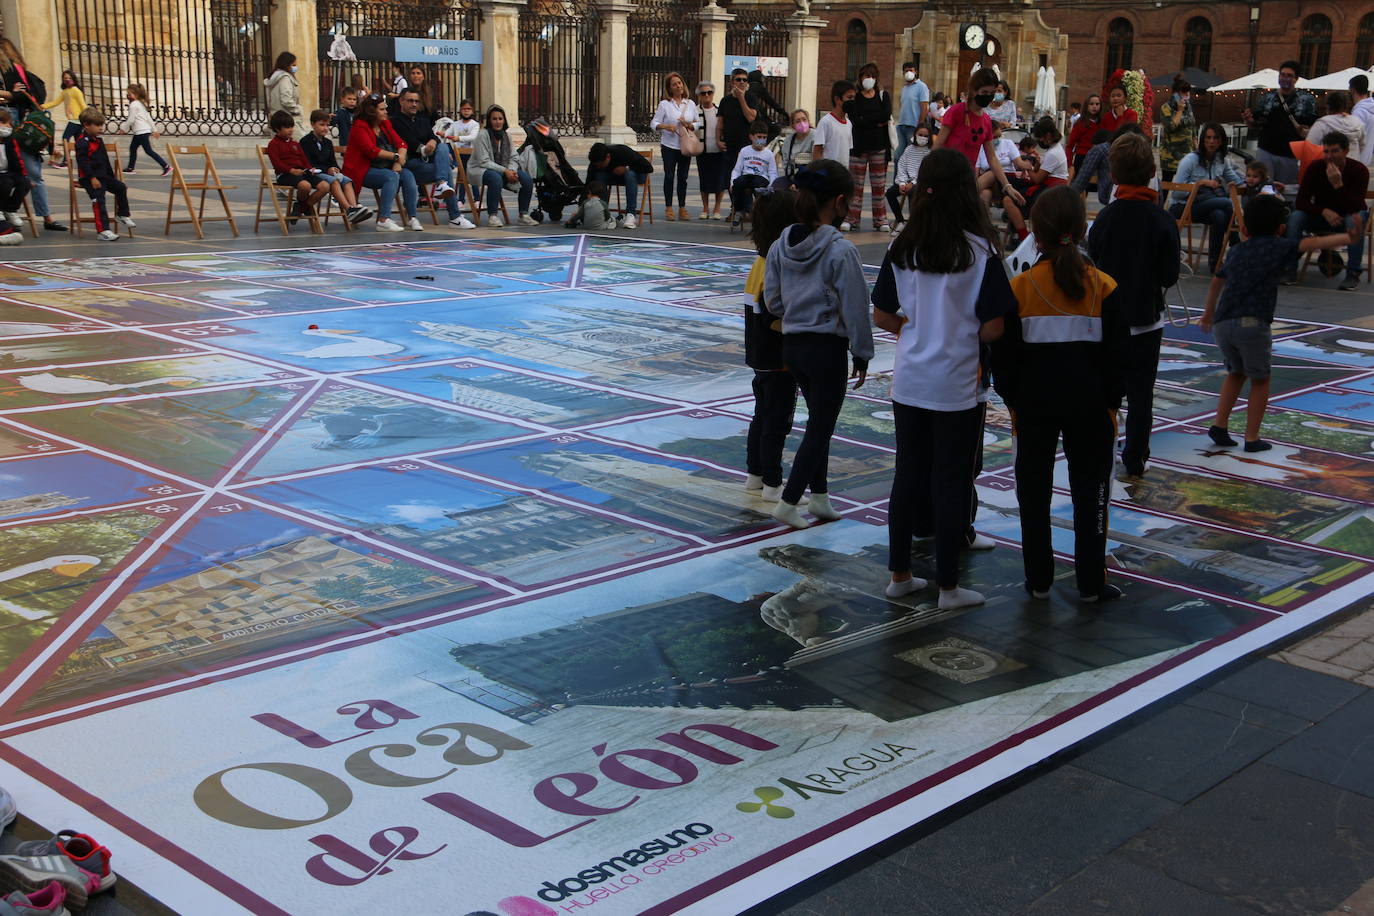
[1287, 209, 1366, 276]
[128, 134, 168, 171]
[896, 124, 916, 153]
[660, 145, 690, 208]
[481, 168, 532, 215]
[1171, 195, 1231, 272]
[362, 167, 418, 221]
[592, 168, 639, 214]
[18, 149, 48, 218]
[405, 143, 459, 218]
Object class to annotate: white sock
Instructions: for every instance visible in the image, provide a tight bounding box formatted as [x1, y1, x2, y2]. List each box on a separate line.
[885, 577, 927, 598]
[938, 586, 985, 610]
[745, 474, 764, 491]
[772, 501, 810, 529]
[761, 485, 807, 503]
[967, 532, 996, 550]
[808, 493, 842, 521]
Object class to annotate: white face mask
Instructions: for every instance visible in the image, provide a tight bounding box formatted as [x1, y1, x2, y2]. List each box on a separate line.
[904, 71, 916, 83]
[751, 138, 767, 149]
[0, 126, 11, 139]
[915, 135, 929, 146]
[861, 77, 876, 91]
[290, 65, 298, 74]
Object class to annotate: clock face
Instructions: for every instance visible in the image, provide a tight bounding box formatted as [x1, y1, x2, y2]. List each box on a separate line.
[964, 24, 985, 50]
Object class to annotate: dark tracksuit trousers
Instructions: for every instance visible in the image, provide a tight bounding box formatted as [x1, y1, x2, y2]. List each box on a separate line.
[888, 402, 984, 589]
[1121, 328, 1163, 471]
[781, 333, 848, 505]
[82, 177, 129, 231]
[1013, 407, 1117, 596]
[0, 172, 29, 211]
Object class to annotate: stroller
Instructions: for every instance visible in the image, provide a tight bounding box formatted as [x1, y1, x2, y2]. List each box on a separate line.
[519, 119, 585, 223]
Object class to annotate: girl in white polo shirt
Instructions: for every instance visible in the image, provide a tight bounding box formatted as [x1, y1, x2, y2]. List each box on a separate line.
[871, 147, 1016, 610]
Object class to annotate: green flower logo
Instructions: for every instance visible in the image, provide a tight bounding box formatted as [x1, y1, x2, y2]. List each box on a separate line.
[736, 786, 794, 818]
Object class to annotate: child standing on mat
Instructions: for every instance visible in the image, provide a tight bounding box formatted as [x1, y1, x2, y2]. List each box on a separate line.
[75, 108, 135, 241]
[994, 186, 1125, 603]
[122, 84, 169, 176]
[764, 160, 873, 529]
[1201, 195, 1361, 453]
[744, 188, 799, 503]
[874, 148, 1015, 610]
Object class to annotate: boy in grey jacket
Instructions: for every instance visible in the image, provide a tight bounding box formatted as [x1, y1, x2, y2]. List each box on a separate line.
[564, 180, 617, 230]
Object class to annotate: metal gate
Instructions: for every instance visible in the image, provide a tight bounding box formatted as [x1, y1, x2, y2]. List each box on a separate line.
[726, 6, 790, 117]
[627, 0, 702, 141]
[519, 0, 602, 135]
[57, 0, 272, 135]
[317, 0, 481, 117]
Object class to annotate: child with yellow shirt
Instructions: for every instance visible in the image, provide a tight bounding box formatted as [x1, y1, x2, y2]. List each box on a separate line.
[43, 70, 87, 167]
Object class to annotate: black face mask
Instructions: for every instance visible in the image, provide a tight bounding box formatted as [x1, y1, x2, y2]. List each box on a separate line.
[974, 93, 995, 108]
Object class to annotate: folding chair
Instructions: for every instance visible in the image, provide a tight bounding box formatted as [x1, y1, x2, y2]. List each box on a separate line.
[163, 145, 239, 238]
[1215, 184, 1246, 267]
[1159, 181, 1201, 271]
[19, 198, 41, 238]
[611, 148, 655, 225]
[317, 145, 356, 232]
[254, 147, 322, 235]
[65, 140, 132, 239]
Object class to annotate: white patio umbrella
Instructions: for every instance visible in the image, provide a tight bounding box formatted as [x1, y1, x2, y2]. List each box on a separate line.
[1298, 67, 1374, 91]
[1205, 68, 1280, 92]
[1038, 65, 1058, 116]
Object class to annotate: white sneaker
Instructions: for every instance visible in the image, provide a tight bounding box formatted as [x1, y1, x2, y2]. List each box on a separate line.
[891, 221, 905, 235]
[449, 215, 476, 229]
[407, 217, 424, 231]
[2, 211, 19, 227]
[487, 215, 504, 228]
[839, 221, 852, 232]
[623, 214, 637, 229]
[434, 181, 455, 200]
[0, 230, 21, 246]
[97, 229, 119, 241]
[745, 474, 765, 491]
[375, 218, 405, 232]
[518, 213, 539, 226]
[807, 493, 843, 521]
[117, 214, 137, 229]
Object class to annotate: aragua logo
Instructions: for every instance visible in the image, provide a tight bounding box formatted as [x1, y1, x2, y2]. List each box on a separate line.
[736, 786, 793, 818]
[737, 742, 926, 813]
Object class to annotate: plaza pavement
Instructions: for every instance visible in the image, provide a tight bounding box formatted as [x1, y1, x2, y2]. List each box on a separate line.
[6, 155, 1374, 915]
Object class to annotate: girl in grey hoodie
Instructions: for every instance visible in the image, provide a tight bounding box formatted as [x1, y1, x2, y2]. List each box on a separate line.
[764, 159, 875, 529]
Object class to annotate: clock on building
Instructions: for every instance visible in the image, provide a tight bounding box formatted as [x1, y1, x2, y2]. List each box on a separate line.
[961, 22, 986, 52]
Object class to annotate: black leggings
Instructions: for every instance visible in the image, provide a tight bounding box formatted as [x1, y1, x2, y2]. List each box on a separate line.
[0, 173, 30, 211]
[128, 134, 167, 170]
[781, 333, 849, 505]
[888, 401, 984, 588]
[746, 370, 798, 488]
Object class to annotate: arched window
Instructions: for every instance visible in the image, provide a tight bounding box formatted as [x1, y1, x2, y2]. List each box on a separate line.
[1105, 18, 1133, 81]
[846, 20, 867, 81]
[1182, 17, 1212, 72]
[1300, 14, 1332, 78]
[1358, 13, 1374, 70]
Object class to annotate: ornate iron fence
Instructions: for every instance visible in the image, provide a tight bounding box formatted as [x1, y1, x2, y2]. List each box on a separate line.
[317, 0, 481, 117]
[519, 0, 603, 136]
[726, 6, 790, 118]
[56, 0, 272, 135]
[627, 0, 702, 141]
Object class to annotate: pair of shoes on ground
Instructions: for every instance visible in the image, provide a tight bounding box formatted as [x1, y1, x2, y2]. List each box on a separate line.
[344, 205, 375, 225]
[483, 213, 540, 229]
[375, 217, 426, 232]
[1023, 581, 1124, 603]
[1207, 426, 1272, 452]
[884, 577, 987, 611]
[96, 217, 133, 242]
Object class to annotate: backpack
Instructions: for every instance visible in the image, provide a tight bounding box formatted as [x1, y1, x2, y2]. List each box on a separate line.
[15, 108, 54, 155]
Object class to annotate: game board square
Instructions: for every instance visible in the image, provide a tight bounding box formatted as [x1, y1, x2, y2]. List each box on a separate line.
[124, 254, 308, 278]
[228, 250, 386, 273]
[576, 256, 713, 285]
[24, 259, 204, 286]
[0, 353, 305, 409]
[261, 273, 462, 304]
[0, 452, 195, 522]
[245, 464, 691, 589]
[238, 383, 536, 481]
[332, 266, 550, 296]
[1234, 406, 1374, 458]
[1274, 329, 1374, 368]
[3, 286, 245, 326]
[145, 279, 356, 315]
[0, 427, 66, 459]
[0, 303, 108, 337]
[1276, 387, 1374, 423]
[0, 265, 99, 292]
[463, 256, 572, 283]
[0, 330, 200, 370]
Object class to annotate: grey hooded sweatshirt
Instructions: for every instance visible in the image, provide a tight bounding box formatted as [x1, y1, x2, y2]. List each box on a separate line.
[763, 223, 874, 368]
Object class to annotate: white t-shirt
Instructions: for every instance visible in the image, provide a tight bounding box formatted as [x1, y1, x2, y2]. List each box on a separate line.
[1040, 143, 1069, 180]
[812, 112, 853, 166]
[652, 98, 699, 152]
[976, 137, 1020, 172]
[391, 75, 408, 95]
[699, 105, 720, 150]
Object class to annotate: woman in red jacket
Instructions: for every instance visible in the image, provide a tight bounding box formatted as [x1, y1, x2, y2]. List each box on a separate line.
[343, 94, 419, 232]
[1065, 93, 1101, 177]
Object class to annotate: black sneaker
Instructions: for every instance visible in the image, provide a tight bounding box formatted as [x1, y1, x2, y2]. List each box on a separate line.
[1339, 273, 1360, 291]
[1080, 583, 1123, 603]
[1243, 439, 1272, 453]
[43, 221, 68, 232]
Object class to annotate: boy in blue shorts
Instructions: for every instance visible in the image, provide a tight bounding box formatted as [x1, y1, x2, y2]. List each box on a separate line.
[1201, 194, 1360, 452]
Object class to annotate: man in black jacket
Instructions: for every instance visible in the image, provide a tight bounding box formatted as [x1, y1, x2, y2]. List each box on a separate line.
[390, 88, 464, 225]
[587, 142, 654, 229]
[717, 68, 760, 174]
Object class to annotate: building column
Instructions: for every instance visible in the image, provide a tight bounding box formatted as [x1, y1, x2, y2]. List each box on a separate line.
[697, 4, 734, 89]
[595, 0, 636, 143]
[479, 0, 526, 126]
[784, 13, 826, 115]
[1, 0, 61, 89]
[270, 0, 320, 124]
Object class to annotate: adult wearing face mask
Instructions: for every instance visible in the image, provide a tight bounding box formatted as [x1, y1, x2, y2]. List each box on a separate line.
[774, 108, 814, 187]
[896, 61, 929, 153]
[264, 52, 303, 134]
[1242, 60, 1316, 187]
[1158, 76, 1195, 184]
[843, 62, 893, 232]
[986, 80, 1019, 129]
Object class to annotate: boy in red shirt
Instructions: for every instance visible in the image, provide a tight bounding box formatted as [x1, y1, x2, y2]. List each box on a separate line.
[267, 110, 348, 221]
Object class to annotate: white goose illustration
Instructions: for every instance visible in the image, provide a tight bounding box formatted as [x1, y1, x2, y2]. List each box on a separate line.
[16, 373, 198, 395]
[0, 555, 101, 621]
[287, 325, 408, 360]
